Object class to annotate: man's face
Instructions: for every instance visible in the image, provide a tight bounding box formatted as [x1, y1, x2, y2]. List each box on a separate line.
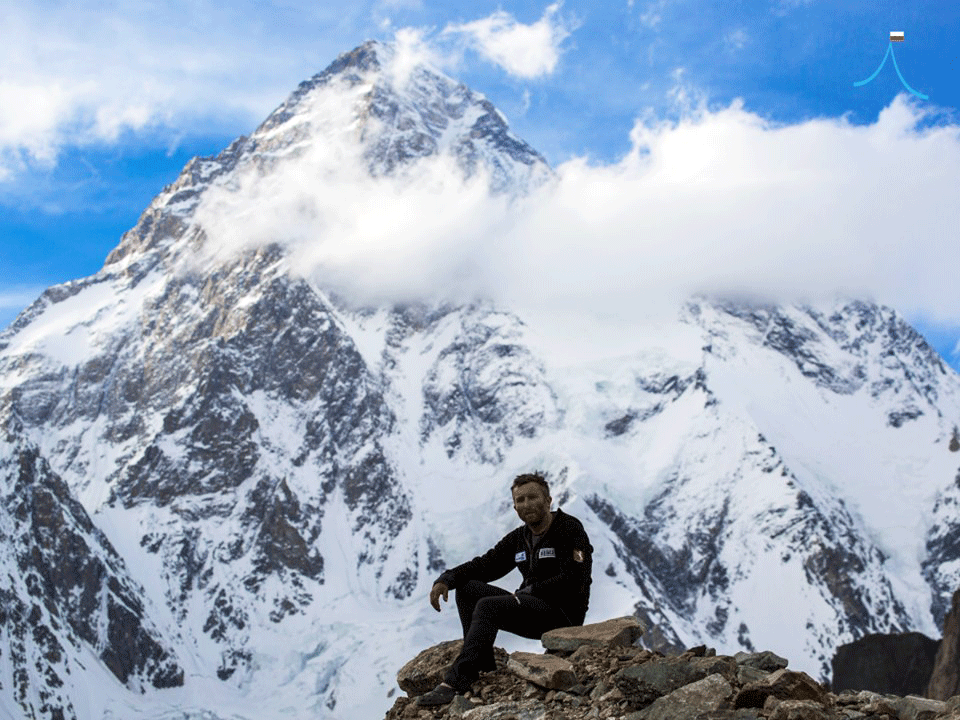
[512, 482, 551, 528]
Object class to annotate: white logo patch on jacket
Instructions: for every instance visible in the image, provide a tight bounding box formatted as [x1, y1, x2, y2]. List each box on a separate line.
[537, 547, 556, 559]
[515, 551, 527, 563]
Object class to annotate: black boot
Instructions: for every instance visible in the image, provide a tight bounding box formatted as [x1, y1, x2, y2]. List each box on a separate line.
[415, 683, 457, 707]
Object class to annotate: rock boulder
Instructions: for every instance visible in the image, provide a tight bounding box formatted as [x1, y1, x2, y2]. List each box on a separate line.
[396, 639, 464, 696]
[636, 673, 733, 720]
[832, 631, 939, 696]
[507, 652, 577, 691]
[734, 669, 828, 709]
[930, 590, 960, 701]
[541, 616, 645, 652]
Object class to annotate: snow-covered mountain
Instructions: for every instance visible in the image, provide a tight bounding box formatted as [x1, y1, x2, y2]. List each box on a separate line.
[2, 40, 960, 719]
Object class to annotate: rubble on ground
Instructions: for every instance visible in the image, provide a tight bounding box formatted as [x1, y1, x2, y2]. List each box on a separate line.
[385, 617, 960, 720]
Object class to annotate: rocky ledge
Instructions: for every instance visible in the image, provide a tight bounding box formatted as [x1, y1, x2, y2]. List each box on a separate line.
[385, 617, 960, 720]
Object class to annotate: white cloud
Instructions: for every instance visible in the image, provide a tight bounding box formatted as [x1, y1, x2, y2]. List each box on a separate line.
[0, 1, 359, 179]
[442, 3, 576, 79]
[724, 28, 749, 52]
[388, 27, 453, 88]
[637, 0, 670, 29]
[192, 85, 960, 332]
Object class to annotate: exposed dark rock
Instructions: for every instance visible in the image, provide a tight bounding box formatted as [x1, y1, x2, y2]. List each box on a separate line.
[615, 657, 714, 709]
[734, 669, 828, 709]
[0, 427, 184, 719]
[418, 305, 562, 464]
[736, 650, 789, 672]
[930, 590, 960, 700]
[832, 631, 939, 696]
[636, 673, 733, 720]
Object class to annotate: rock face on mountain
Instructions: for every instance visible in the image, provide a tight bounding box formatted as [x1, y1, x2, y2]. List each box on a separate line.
[1, 40, 960, 720]
[930, 590, 960, 700]
[387, 617, 960, 720]
[831, 632, 940, 696]
[0, 414, 183, 719]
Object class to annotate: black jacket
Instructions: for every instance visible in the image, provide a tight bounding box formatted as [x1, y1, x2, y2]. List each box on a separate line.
[436, 508, 593, 625]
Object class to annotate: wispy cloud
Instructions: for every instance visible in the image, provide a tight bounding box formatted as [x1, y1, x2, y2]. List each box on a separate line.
[724, 28, 749, 52]
[442, 3, 577, 79]
[771, 0, 815, 16]
[636, 0, 671, 29]
[0, 1, 364, 180]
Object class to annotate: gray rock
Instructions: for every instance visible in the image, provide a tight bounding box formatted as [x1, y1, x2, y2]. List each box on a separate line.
[861, 697, 902, 717]
[638, 673, 733, 720]
[734, 668, 828, 709]
[767, 699, 830, 720]
[887, 695, 948, 720]
[930, 590, 960, 701]
[590, 681, 610, 700]
[735, 650, 789, 672]
[738, 665, 771, 685]
[690, 655, 739, 682]
[835, 690, 878, 706]
[396, 639, 463, 696]
[461, 700, 547, 720]
[615, 656, 711, 709]
[507, 652, 578, 691]
[541, 616, 645, 652]
[450, 694, 481, 716]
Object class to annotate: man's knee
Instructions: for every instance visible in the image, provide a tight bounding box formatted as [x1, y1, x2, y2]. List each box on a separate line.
[455, 580, 486, 607]
[456, 580, 507, 606]
[471, 595, 514, 624]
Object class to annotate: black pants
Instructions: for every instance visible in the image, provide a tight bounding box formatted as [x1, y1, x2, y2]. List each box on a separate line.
[443, 580, 569, 692]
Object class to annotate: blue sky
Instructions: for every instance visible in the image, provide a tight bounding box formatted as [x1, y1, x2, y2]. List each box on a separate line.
[2, 0, 959, 367]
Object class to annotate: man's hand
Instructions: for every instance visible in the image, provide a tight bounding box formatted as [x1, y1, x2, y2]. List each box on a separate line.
[429, 582, 449, 612]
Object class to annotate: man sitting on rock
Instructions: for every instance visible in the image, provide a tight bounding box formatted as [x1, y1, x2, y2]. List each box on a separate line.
[416, 471, 594, 707]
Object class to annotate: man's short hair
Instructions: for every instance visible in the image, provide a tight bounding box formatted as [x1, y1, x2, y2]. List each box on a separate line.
[511, 472, 550, 498]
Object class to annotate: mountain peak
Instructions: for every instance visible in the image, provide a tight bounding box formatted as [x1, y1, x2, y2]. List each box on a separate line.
[326, 39, 387, 76]
[246, 37, 550, 189]
[98, 39, 550, 268]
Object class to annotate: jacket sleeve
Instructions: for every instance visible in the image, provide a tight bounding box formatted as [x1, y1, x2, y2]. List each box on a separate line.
[526, 520, 593, 600]
[435, 531, 517, 590]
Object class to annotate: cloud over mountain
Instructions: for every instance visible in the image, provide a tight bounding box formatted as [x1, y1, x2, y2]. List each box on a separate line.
[442, 3, 577, 79]
[191, 42, 960, 332]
